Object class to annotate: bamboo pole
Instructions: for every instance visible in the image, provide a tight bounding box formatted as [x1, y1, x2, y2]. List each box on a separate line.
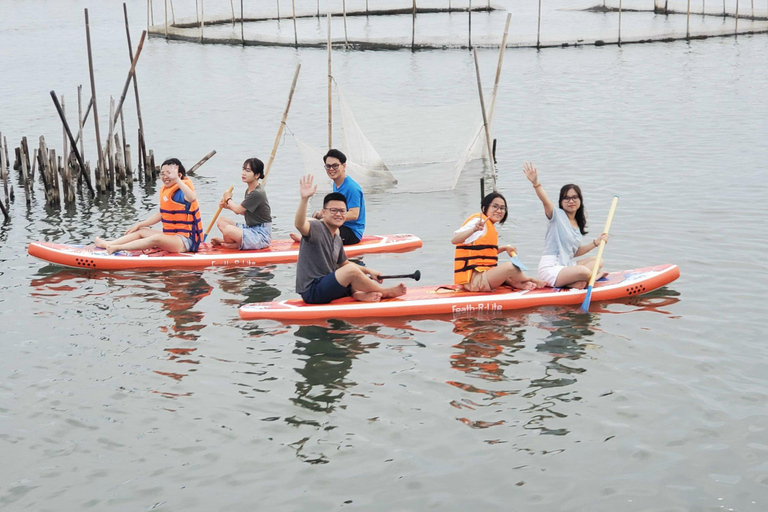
[241, 0, 244, 44]
[201, 0, 205, 42]
[124, 3, 147, 180]
[472, 48, 497, 191]
[486, 13, 511, 133]
[164, 0, 168, 38]
[686, 0, 691, 39]
[85, 8, 106, 194]
[0, 133, 9, 211]
[536, 0, 542, 49]
[263, 63, 301, 186]
[77, 86, 84, 159]
[73, 97, 92, 147]
[230, 0, 236, 25]
[147, 0, 150, 31]
[50, 91, 95, 195]
[119, 109, 128, 185]
[317, 0, 320, 17]
[343, 0, 349, 49]
[107, 97, 116, 190]
[171, 0, 176, 24]
[187, 150, 217, 175]
[292, 0, 298, 46]
[0, 192, 8, 222]
[619, 0, 623, 44]
[469, 0, 472, 49]
[62, 95, 67, 165]
[412, 0, 416, 51]
[110, 30, 147, 132]
[735, 0, 739, 33]
[277, 0, 281, 20]
[327, 14, 333, 149]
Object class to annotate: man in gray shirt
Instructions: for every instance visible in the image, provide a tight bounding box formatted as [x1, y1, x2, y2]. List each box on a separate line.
[295, 174, 406, 304]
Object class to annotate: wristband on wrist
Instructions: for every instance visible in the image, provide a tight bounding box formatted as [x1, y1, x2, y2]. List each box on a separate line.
[533, 183, 542, 189]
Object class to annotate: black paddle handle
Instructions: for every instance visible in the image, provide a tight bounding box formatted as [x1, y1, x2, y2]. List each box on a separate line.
[379, 270, 421, 281]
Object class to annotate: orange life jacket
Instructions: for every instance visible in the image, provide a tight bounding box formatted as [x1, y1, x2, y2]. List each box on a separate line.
[454, 213, 498, 285]
[159, 178, 203, 252]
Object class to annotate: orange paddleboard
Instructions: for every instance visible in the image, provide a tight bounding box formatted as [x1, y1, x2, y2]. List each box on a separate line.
[239, 264, 680, 321]
[28, 234, 422, 270]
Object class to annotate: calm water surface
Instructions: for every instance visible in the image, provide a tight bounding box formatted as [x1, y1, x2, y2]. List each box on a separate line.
[1, 1, 767, 510]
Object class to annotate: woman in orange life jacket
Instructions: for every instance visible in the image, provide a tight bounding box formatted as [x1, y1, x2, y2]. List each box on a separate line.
[453, 192, 546, 292]
[94, 158, 203, 254]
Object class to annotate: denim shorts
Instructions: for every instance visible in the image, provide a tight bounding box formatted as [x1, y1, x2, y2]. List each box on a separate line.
[239, 222, 272, 250]
[177, 235, 193, 253]
[300, 272, 352, 304]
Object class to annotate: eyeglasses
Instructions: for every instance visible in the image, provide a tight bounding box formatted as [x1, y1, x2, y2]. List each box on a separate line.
[563, 195, 580, 203]
[324, 163, 341, 170]
[242, 166, 252, 172]
[324, 208, 347, 215]
[489, 204, 507, 212]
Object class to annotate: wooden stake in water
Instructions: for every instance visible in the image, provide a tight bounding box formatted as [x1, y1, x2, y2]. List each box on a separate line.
[187, 150, 217, 175]
[327, 14, 333, 149]
[412, 0, 416, 51]
[487, 13, 511, 129]
[276, 0, 280, 20]
[241, 0, 244, 44]
[537, 0, 542, 48]
[170, 0, 176, 25]
[77, 85, 84, 158]
[164, 0, 168, 38]
[618, 0, 624, 44]
[264, 63, 301, 186]
[342, 0, 349, 49]
[84, 9, 106, 192]
[472, 48, 497, 191]
[292, 0, 298, 47]
[735, 0, 739, 34]
[61, 95, 67, 163]
[686, 0, 691, 39]
[111, 30, 147, 132]
[201, 0, 205, 42]
[124, 3, 148, 180]
[230, 0, 235, 25]
[468, 0, 472, 49]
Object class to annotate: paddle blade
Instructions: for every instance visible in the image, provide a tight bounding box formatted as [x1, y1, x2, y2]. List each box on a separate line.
[580, 285, 594, 312]
[510, 255, 528, 272]
[413, 270, 421, 281]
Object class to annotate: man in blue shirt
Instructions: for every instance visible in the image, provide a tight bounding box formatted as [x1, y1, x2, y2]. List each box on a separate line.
[320, 149, 365, 245]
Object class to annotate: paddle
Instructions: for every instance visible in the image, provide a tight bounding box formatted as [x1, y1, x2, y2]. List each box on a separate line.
[508, 251, 529, 272]
[379, 270, 421, 281]
[203, 186, 235, 242]
[581, 196, 619, 312]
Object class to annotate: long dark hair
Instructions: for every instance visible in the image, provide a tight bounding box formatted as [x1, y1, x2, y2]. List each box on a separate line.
[243, 157, 265, 179]
[480, 192, 508, 224]
[559, 184, 587, 235]
[161, 157, 187, 178]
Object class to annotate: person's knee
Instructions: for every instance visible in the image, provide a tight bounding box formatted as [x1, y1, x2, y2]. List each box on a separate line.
[216, 217, 227, 229]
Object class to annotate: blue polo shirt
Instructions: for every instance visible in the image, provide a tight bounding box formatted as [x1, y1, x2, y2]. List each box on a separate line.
[333, 176, 365, 240]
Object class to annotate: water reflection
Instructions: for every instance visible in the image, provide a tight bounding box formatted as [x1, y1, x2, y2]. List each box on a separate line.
[217, 266, 281, 305]
[291, 320, 377, 413]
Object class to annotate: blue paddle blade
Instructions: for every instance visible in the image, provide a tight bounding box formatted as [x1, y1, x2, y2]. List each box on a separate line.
[580, 285, 593, 312]
[510, 255, 528, 272]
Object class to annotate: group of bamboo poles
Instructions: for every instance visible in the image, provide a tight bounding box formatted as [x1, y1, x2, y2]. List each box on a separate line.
[148, 0, 493, 50]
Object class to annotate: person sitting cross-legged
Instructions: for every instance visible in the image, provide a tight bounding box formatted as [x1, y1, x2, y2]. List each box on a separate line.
[294, 174, 406, 304]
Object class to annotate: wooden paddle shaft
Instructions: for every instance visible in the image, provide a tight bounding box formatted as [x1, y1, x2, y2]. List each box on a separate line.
[204, 186, 235, 239]
[587, 196, 619, 288]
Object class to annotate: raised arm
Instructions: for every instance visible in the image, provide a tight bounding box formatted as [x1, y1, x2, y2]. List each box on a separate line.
[167, 164, 196, 203]
[523, 161, 554, 219]
[294, 174, 317, 237]
[451, 216, 484, 245]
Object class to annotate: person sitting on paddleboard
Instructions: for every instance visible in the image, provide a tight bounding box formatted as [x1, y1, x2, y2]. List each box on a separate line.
[291, 149, 365, 246]
[94, 158, 203, 255]
[295, 174, 405, 304]
[523, 161, 609, 289]
[453, 192, 546, 292]
[210, 157, 272, 250]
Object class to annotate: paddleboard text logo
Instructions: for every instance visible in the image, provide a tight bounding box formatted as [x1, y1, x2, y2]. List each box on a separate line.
[452, 303, 503, 315]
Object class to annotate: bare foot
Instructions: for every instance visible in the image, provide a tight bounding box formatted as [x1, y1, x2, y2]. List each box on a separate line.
[289, 233, 302, 243]
[529, 277, 547, 288]
[94, 237, 109, 249]
[209, 237, 224, 247]
[568, 281, 588, 289]
[106, 245, 119, 255]
[510, 280, 537, 291]
[597, 271, 609, 280]
[353, 290, 382, 302]
[381, 283, 407, 299]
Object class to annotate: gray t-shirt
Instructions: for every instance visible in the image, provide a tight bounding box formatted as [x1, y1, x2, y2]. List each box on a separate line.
[241, 184, 271, 226]
[542, 207, 583, 266]
[295, 219, 348, 293]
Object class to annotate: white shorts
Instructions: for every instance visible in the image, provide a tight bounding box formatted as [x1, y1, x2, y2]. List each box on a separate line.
[538, 255, 575, 287]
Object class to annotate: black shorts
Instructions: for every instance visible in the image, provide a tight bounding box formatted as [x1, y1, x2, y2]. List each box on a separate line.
[339, 225, 361, 246]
